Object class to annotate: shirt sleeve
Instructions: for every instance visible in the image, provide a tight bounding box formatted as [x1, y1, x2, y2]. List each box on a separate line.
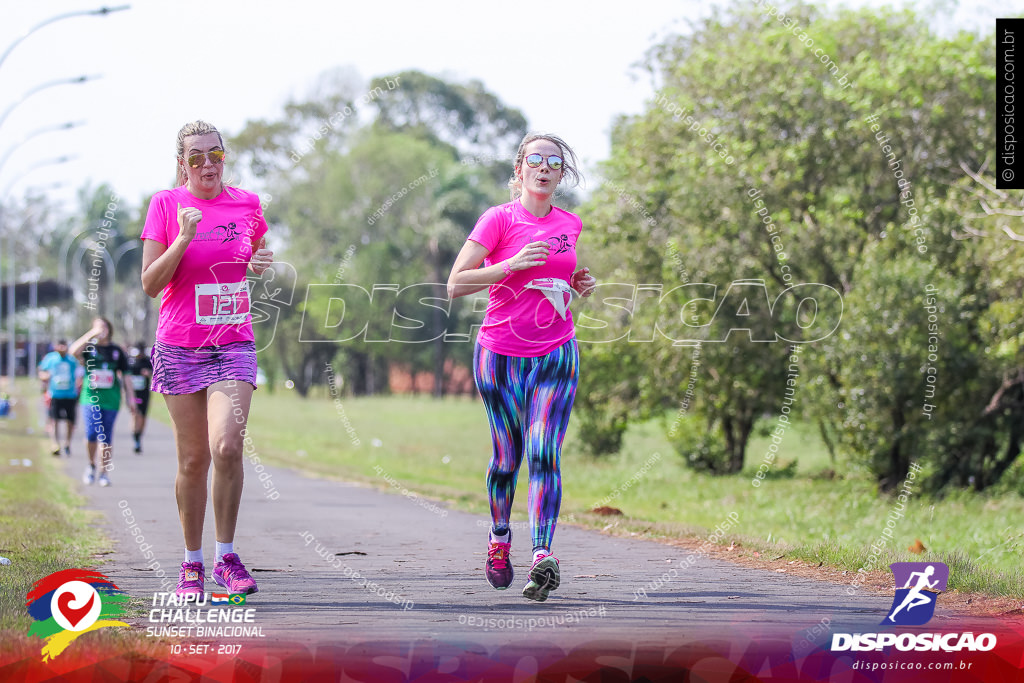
[141, 193, 170, 245]
[117, 347, 128, 374]
[466, 206, 507, 253]
[244, 191, 269, 244]
[252, 205, 269, 244]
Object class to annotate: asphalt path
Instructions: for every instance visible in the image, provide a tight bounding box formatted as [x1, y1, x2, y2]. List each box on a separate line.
[57, 405, 970, 659]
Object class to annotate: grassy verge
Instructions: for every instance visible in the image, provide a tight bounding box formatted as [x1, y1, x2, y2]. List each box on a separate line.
[181, 389, 1024, 599]
[0, 381, 165, 659]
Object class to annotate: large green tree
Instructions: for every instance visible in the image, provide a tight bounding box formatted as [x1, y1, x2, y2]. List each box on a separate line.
[230, 70, 524, 396]
[578, 2, 998, 488]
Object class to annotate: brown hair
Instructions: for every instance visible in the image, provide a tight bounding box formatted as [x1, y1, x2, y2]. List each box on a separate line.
[175, 120, 224, 187]
[508, 133, 582, 201]
[94, 316, 114, 341]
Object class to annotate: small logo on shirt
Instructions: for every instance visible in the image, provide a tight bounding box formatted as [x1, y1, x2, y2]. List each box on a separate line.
[194, 222, 242, 243]
[546, 234, 574, 254]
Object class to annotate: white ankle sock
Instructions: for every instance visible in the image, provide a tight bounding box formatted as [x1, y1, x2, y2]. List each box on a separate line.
[489, 527, 510, 543]
[185, 548, 203, 564]
[533, 548, 549, 562]
[215, 542, 234, 563]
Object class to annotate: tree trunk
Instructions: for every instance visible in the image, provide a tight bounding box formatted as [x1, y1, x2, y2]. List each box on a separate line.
[880, 407, 908, 492]
[349, 351, 369, 395]
[989, 418, 1023, 488]
[429, 239, 447, 399]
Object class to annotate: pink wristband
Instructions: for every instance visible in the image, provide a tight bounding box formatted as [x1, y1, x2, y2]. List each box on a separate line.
[502, 261, 513, 277]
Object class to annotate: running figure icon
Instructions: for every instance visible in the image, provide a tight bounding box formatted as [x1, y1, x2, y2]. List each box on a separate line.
[887, 564, 940, 623]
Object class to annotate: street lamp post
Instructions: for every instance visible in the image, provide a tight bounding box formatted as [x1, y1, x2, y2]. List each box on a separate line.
[12, 187, 64, 382]
[0, 76, 99, 132]
[0, 6, 131, 72]
[2, 157, 76, 385]
[0, 121, 86, 178]
[5, 231, 13, 384]
[0, 4, 129, 383]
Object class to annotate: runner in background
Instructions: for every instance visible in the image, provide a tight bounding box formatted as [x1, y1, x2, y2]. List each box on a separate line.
[447, 133, 597, 602]
[69, 318, 136, 487]
[127, 342, 153, 454]
[37, 339, 80, 456]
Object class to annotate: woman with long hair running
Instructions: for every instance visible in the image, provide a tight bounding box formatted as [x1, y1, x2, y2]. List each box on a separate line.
[447, 133, 596, 601]
[141, 120, 274, 597]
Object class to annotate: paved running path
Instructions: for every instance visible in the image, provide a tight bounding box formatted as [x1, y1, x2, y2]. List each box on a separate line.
[61, 409, 918, 652]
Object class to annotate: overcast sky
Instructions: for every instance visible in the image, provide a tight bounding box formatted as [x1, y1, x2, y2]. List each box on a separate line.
[0, 0, 1016, 214]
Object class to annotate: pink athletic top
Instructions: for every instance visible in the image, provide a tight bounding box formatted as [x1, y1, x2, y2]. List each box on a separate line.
[142, 186, 268, 348]
[467, 200, 582, 357]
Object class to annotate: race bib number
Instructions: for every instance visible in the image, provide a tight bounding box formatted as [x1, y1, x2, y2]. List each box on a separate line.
[524, 278, 576, 320]
[92, 368, 115, 390]
[130, 375, 147, 391]
[196, 281, 251, 325]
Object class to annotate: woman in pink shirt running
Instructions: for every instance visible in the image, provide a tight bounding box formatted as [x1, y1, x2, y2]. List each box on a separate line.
[141, 120, 274, 597]
[447, 133, 597, 601]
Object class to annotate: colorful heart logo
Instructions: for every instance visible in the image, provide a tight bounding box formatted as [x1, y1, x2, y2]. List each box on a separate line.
[49, 581, 101, 632]
[56, 591, 95, 629]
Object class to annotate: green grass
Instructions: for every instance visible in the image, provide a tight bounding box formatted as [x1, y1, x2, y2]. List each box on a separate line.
[173, 388, 1024, 598]
[0, 381, 166, 659]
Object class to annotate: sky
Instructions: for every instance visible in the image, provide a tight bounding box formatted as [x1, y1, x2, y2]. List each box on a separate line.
[0, 0, 1018, 216]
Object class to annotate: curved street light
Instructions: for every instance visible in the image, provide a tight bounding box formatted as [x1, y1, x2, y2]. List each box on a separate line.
[0, 6, 131, 72]
[7, 188, 65, 376]
[2, 155, 78, 199]
[0, 75, 100, 132]
[2, 156, 76, 384]
[0, 4, 129, 382]
[0, 120, 86, 180]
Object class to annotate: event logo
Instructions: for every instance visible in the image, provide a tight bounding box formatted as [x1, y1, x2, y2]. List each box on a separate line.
[25, 569, 129, 661]
[883, 562, 948, 626]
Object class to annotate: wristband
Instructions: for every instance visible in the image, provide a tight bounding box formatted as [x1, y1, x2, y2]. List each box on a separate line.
[502, 261, 513, 277]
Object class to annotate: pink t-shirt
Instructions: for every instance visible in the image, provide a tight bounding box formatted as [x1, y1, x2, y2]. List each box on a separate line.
[142, 185, 268, 347]
[467, 200, 582, 357]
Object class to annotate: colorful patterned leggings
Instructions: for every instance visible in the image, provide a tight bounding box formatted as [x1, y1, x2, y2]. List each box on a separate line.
[473, 338, 579, 552]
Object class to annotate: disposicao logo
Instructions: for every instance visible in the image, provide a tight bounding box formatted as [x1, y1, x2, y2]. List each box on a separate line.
[25, 569, 130, 661]
[831, 562, 997, 653]
[884, 561, 948, 626]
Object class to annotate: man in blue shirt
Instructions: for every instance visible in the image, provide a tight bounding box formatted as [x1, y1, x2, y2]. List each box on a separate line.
[38, 340, 80, 456]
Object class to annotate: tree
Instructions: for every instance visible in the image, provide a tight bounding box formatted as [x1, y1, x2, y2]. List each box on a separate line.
[230, 70, 525, 397]
[577, 2, 996, 484]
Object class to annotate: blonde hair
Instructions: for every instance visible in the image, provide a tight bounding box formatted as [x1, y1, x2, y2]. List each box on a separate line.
[175, 120, 224, 187]
[508, 133, 582, 201]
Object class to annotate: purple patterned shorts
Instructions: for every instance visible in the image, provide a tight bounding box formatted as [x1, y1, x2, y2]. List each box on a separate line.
[151, 340, 257, 395]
